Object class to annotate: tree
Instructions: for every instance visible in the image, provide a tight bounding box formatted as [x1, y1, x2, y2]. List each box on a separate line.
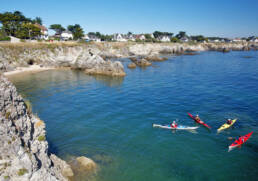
[67, 24, 84, 40]
[153, 31, 173, 38]
[191, 35, 206, 42]
[32, 17, 42, 25]
[153, 31, 162, 38]
[95, 32, 101, 38]
[0, 11, 31, 36]
[16, 23, 41, 39]
[49, 24, 65, 35]
[176, 31, 187, 39]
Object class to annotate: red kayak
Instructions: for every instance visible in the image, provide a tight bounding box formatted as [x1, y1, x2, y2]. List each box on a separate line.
[228, 131, 253, 152]
[187, 113, 211, 129]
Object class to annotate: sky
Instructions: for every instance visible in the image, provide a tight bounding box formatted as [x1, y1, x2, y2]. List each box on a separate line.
[1, 0, 258, 38]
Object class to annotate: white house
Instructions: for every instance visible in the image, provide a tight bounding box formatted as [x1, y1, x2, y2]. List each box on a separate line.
[127, 34, 135, 41]
[35, 24, 48, 40]
[61, 31, 73, 40]
[134, 34, 145, 41]
[250, 37, 258, 42]
[180, 36, 190, 42]
[112, 33, 127, 42]
[84, 33, 101, 42]
[158, 35, 171, 42]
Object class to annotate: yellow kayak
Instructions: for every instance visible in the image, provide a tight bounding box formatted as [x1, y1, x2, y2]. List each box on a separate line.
[217, 119, 237, 133]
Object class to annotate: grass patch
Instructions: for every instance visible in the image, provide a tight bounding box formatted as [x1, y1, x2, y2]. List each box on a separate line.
[4, 175, 10, 179]
[17, 168, 28, 176]
[24, 100, 32, 114]
[38, 135, 46, 141]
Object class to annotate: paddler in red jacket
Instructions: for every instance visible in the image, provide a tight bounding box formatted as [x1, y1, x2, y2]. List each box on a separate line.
[226, 119, 232, 125]
[195, 114, 204, 124]
[171, 121, 178, 128]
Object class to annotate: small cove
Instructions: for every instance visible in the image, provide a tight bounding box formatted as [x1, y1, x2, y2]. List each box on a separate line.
[10, 51, 258, 181]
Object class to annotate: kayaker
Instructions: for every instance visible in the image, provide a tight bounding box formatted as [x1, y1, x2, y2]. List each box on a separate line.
[195, 115, 200, 121]
[238, 135, 245, 143]
[226, 119, 232, 125]
[171, 121, 178, 128]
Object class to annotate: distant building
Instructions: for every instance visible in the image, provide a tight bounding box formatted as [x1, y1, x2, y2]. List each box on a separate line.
[61, 31, 73, 40]
[232, 38, 242, 42]
[208, 39, 220, 43]
[112, 33, 128, 42]
[134, 34, 146, 41]
[224, 38, 232, 43]
[84, 34, 101, 42]
[157, 35, 171, 42]
[34, 24, 48, 40]
[180, 36, 190, 42]
[249, 37, 258, 42]
[126, 34, 135, 41]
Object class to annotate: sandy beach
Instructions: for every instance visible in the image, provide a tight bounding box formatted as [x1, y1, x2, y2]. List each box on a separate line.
[3, 65, 55, 76]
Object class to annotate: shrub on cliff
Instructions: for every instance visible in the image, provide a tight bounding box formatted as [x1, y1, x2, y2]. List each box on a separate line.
[17, 168, 28, 176]
[38, 135, 46, 141]
[25, 100, 32, 114]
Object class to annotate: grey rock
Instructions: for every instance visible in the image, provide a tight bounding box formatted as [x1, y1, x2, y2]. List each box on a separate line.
[0, 75, 69, 181]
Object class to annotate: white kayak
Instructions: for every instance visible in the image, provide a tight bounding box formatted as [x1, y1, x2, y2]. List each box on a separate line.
[153, 124, 199, 130]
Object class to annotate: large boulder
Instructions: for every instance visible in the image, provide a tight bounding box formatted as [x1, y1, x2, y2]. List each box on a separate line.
[127, 62, 136, 69]
[76, 156, 97, 172]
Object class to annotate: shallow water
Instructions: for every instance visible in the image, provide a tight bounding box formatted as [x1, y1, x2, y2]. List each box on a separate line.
[10, 51, 258, 181]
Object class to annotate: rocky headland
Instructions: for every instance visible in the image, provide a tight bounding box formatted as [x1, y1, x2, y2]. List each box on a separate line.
[0, 42, 257, 75]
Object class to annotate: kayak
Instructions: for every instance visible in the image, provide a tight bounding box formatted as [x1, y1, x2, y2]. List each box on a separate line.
[217, 119, 237, 133]
[228, 131, 253, 152]
[152, 123, 199, 130]
[187, 113, 211, 129]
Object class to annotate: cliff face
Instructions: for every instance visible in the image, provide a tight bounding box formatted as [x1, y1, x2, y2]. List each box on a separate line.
[0, 75, 73, 181]
[0, 44, 126, 76]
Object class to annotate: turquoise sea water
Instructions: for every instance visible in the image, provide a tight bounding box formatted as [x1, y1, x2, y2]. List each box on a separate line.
[10, 51, 258, 181]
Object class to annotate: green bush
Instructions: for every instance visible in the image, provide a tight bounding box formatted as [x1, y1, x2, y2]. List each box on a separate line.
[38, 135, 46, 141]
[17, 168, 28, 176]
[0, 37, 10, 41]
[4, 175, 10, 179]
[170, 37, 180, 43]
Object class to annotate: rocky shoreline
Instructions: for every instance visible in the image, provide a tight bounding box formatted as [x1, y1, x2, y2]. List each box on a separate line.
[0, 75, 96, 181]
[0, 42, 257, 180]
[0, 42, 257, 76]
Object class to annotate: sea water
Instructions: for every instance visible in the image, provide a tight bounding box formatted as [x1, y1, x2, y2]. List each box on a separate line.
[10, 51, 258, 181]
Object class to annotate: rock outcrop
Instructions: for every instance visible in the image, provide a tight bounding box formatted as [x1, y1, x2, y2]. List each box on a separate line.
[127, 62, 136, 69]
[0, 75, 72, 181]
[0, 45, 126, 77]
[129, 57, 152, 67]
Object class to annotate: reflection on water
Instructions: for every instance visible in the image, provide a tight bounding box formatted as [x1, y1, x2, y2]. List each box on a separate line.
[9, 69, 125, 92]
[93, 75, 124, 87]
